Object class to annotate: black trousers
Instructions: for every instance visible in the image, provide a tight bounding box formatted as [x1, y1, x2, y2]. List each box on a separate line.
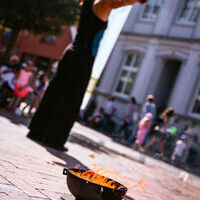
[28, 49, 93, 147]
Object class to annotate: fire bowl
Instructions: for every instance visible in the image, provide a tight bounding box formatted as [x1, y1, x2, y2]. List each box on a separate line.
[63, 168, 128, 200]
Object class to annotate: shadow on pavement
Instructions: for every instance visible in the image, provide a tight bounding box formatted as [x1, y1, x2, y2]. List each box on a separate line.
[0, 109, 30, 126]
[68, 133, 111, 155]
[69, 133, 146, 166]
[46, 147, 89, 170]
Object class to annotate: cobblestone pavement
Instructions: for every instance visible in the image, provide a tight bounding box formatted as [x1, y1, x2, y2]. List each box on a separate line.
[0, 110, 200, 200]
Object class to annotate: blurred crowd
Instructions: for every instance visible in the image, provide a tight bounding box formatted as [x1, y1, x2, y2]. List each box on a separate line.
[0, 55, 49, 117]
[0, 55, 199, 169]
[82, 94, 199, 168]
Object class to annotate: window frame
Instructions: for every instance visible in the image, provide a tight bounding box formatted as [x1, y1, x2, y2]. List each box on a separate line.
[41, 36, 56, 45]
[176, 0, 200, 25]
[139, 0, 164, 22]
[114, 52, 142, 98]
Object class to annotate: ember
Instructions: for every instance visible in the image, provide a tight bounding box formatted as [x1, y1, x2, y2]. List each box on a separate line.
[70, 169, 117, 189]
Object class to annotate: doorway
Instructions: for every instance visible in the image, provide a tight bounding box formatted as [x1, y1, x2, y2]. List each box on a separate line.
[155, 59, 181, 113]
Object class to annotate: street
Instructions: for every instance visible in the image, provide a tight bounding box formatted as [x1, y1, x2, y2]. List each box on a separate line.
[0, 110, 199, 200]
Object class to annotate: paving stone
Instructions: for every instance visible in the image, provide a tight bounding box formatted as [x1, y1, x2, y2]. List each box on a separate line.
[0, 183, 32, 200]
[0, 176, 11, 185]
[0, 111, 199, 200]
[38, 189, 62, 200]
[0, 192, 10, 200]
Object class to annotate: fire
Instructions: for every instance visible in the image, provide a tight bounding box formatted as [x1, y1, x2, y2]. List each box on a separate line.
[70, 169, 117, 189]
[71, 164, 149, 200]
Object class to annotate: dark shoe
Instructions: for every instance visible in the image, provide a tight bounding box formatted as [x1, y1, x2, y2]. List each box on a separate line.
[43, 141, 68, 152]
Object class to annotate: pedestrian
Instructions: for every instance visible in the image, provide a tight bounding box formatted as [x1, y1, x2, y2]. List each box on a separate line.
[0, 55, 20, 107]
[9, 60, 34, 112]
[163, 116, 181, 158]
[101, 96, 117, 133]
[171, 135, 187, 166]
[170, 116, 182, 137]
[22, 68, 43, 117]
[0, 55, 20, 76]
[88, 107, 104, 129]
[133, 112, 153, 151]
[126, 94, 156, 146]
[140, 94, 156, 119]
[183, 121, 197, 163]
[117, 97, 137, 139]
[32, 74, 49, 110]
[144, 107, 175, 157]
[163, 126, 178, 160]
[27, 0, 147, 151]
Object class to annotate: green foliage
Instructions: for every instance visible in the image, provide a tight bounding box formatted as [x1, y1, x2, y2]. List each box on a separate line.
[0, 0, 79, 35]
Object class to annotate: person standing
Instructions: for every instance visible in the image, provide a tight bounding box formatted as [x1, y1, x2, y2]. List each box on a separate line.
[183, 122, 197, 163]
[117, 97, 137, 139]
[102, 96, 117, 133]
[133, 112, 153, 151]
[126, 94, 156, 146]
[9, 60, 34, 112]
[27, 0, 147, 151]
[140, 94, 156, 119]
[144, 107, 175, 157]
[171, 135, 187, 166]
[0, 55, 20, 107]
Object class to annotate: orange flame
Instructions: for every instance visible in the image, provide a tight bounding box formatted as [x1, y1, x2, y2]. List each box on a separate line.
[72, 164, 149, 200]
[70, 169, 117, 189]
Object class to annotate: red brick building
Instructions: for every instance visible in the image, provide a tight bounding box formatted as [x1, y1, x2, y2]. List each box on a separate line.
[15, 26, 73, 72]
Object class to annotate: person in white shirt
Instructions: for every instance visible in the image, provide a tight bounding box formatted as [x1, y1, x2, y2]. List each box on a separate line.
[171, 135, 187, 166]
[0, 55, 20, 107]
[88, 107, 104, 128]
[141, 94, 156, 120]
[101, 96, 116, 133]
[183, 122, 197, 162]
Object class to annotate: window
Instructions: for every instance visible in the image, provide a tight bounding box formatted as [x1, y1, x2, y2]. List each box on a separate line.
[192, 88, 200, 115]
[115, 53, 142, 96]
[141, 0, 163, 20]
[179, 0, 200, 23]
[41, 36, 56, 44]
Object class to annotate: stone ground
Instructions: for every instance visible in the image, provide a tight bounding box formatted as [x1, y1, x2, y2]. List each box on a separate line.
[0, 109, 200, 200]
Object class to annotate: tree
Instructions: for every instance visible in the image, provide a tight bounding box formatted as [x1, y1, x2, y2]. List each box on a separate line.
[0, 0, 79, 61]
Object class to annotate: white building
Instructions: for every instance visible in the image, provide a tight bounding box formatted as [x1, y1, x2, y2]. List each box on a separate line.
[94, 0, 200, 166]
[95, 0, 200, 120]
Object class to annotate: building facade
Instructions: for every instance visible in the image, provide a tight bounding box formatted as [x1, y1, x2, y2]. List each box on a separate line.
[96, 0, 200, 122]
[2, 26, 73, 72]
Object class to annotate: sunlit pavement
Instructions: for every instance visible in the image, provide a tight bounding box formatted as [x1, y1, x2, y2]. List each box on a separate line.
[0, 110, 200, 200]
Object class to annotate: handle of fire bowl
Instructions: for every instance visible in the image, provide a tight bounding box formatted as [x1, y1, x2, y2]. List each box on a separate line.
[63, 168, 68, 175]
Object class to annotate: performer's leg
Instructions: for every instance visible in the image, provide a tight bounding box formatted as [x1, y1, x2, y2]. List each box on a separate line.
[27, 51, 72, 140]
[43, 58, 92, 148]
[27, 77, 63, 140]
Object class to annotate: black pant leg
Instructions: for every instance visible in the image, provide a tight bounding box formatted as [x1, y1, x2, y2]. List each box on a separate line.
[28, 50, 71, 139]
[43, 54, 92, 147]
[28, 76, 63, 139]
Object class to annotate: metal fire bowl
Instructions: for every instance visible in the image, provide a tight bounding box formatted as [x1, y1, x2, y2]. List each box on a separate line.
[63, 168, 128, 200]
